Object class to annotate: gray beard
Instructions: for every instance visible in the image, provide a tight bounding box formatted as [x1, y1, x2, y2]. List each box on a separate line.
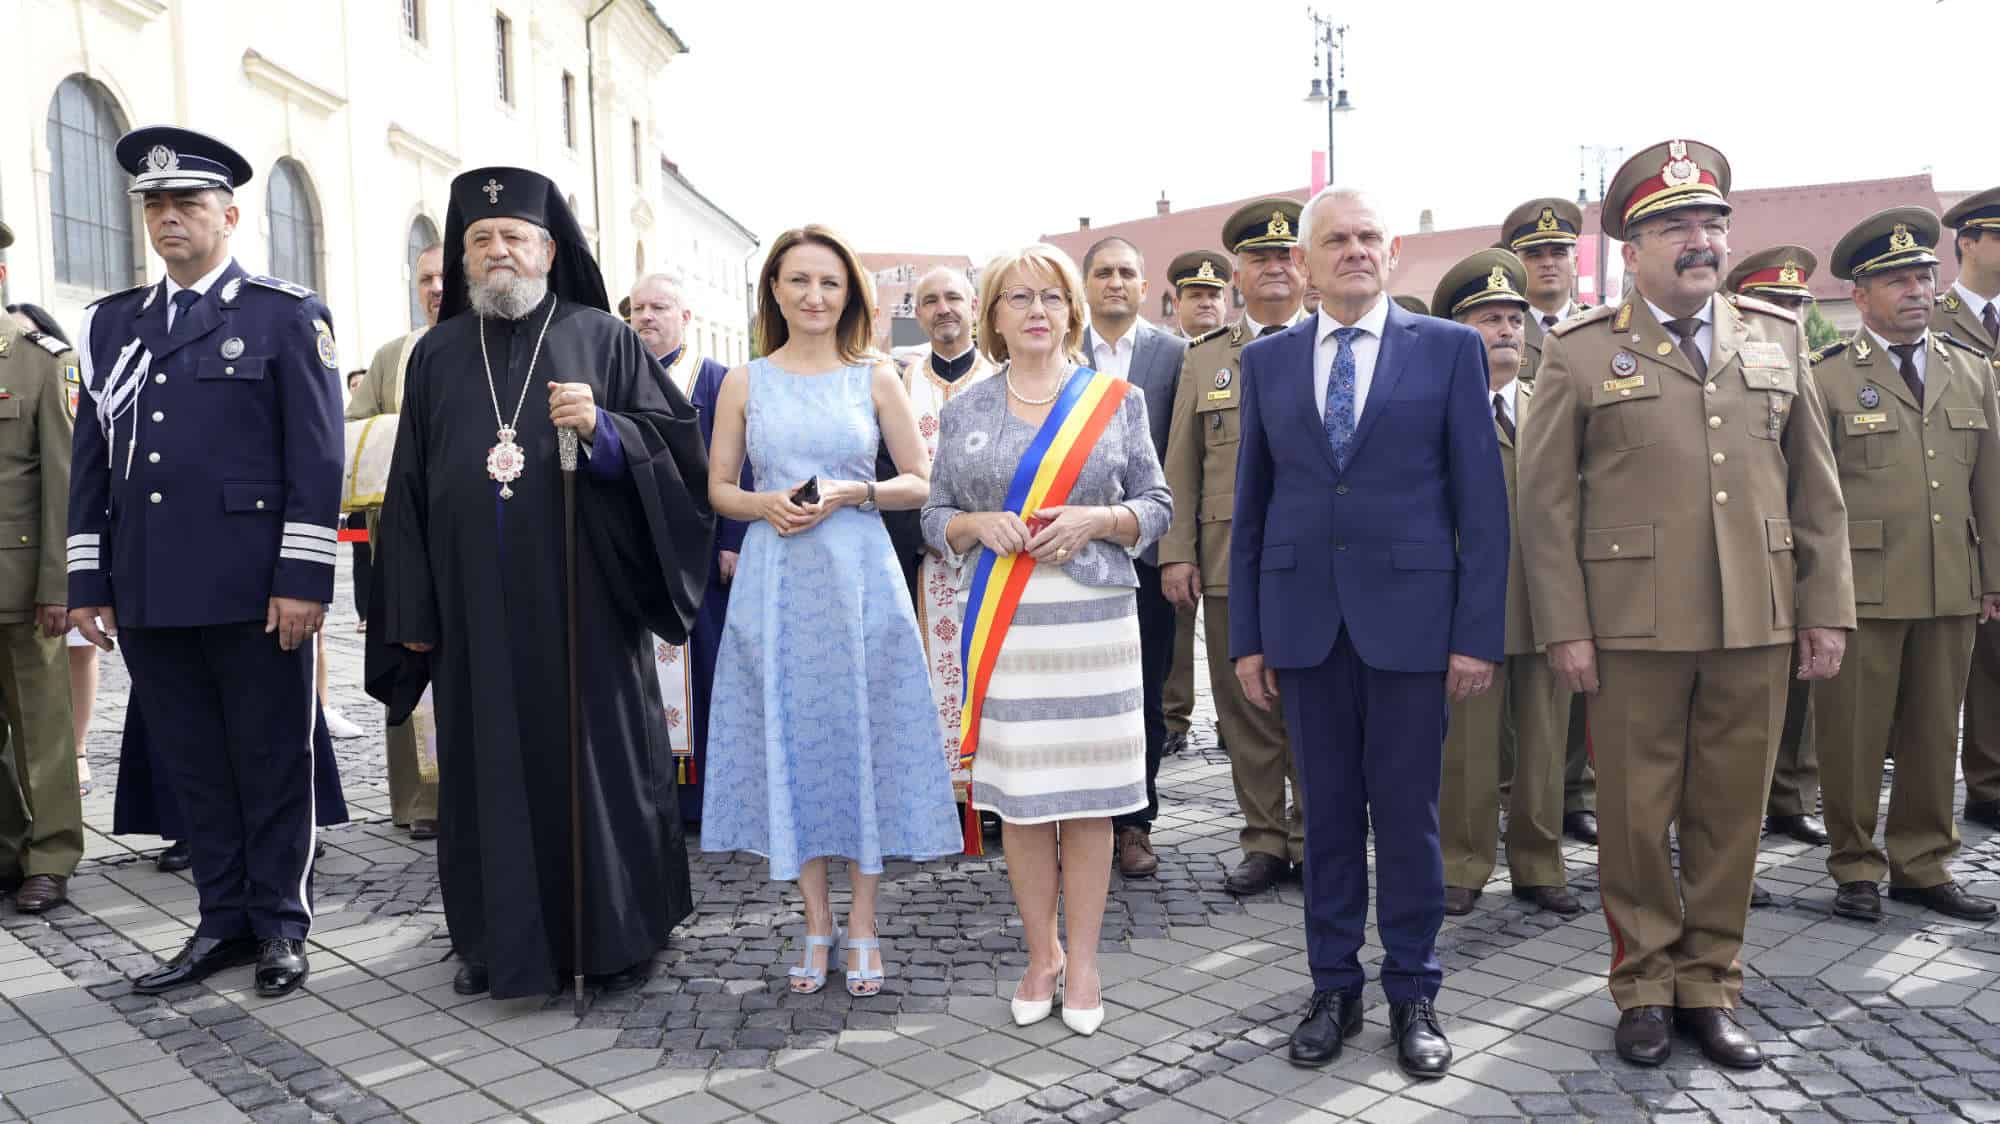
[469, 272, 549, 320]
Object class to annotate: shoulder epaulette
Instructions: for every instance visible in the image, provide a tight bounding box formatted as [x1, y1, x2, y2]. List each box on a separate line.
[1570, 301, 1594, 315]
[1188, 325, 1229, 348]
[23, 331, 69, 357]
[1810, 340, 1849, 365]
[1731, 292, 1797, 323]
[1939, 331, 1985, 356]
[1548, 304, 1614, 338]
[86, 282, 152, 309]
[246, 275, 316, 300]
[1519, 381, 1534, 397]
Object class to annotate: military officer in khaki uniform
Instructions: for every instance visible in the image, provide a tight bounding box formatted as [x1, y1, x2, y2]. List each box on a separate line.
[1430, 249, 1579, 919]
[1160, 251, 1233, 754]
[1938, 187, 2000, 831]
[1520, 139, 1853, 1071]
[1160, 198, 1307, 896]
[1724, 247, 1832, 866]
[1500, 197, 1599, 843]
[1806, 208, 2000, 924]
[0, 221, 84, 914]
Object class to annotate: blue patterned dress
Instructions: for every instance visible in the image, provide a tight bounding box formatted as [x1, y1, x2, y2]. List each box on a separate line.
[701, 359, 961, 879]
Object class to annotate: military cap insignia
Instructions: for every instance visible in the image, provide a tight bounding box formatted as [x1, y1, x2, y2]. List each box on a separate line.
[1890, 223, 1915, 252]
[1195, 260, 1219, 283]
[1214, 368, 1233, 390]
[1662, 139, 1697, 188]
[62, 364, 80, 421]
[1536, 207, 1558, 233]
[1778, 262, 1804, 286]
[1611, 351, 1638, 376]
[1266, 210, 1292, 240]
[221, 277, 243, 304]
[1859, 384, 1880, 409]
[144, 145, 179, 173]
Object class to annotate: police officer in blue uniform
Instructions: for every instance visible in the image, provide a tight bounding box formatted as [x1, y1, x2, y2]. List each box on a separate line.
[67, 127, 343, 998]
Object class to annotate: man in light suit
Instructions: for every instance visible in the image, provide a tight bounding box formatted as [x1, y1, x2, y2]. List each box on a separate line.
[1081, 236, 1190, 878]
[1232, 187, 1508, 1078]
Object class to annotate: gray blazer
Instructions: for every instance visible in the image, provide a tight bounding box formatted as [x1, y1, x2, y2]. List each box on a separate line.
[921, 369, 1173, 590]
[1081, 320, 1187, 564]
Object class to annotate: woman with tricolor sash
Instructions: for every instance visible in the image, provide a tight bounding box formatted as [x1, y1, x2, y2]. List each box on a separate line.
[922, 245, 1172, 1036]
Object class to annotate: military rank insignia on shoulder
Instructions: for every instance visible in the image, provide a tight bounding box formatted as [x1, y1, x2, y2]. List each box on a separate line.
[1189, 324, 1229, 348]
[1731, 292, 1798, 323]
[247, 275, 314, 300]
[24, 331, 67, 357]
[1550, 304, 1614, 338]
[1939, 332, 1985, 357]
[1810, 340, 1850, 366]
[88, 281, 152, 309]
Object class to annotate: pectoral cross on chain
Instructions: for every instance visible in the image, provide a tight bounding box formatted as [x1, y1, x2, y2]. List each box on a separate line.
[482, 178, 504, 204]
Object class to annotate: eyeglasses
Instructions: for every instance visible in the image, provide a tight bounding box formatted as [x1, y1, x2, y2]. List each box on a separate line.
[1001, 287, 1068, 311]
[1644, 218, 1730, 245]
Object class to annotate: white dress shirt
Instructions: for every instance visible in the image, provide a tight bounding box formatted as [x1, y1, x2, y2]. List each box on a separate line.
[1865, 326, 1929, 388]
[1531, 301, 1575, 331]
[1313, 295, 1392, 418]
[164, 258, 234, 331]
[1087, 318, 1146, 380]
[1242, 307, 1306, 339]
[1953, 281, 1998, 329]
[1492, 376, 1519, 429]
[1644, 295, 1715, 367]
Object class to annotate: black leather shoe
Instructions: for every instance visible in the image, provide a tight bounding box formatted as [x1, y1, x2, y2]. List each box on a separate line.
[1833, 880, 1882, 921]
[1675, 1006, 1763, 1069]
[1563, 811, 1599, 844]
[590, 959, 652, 993]
[408, 819, 438, 841]
[1444, 886, 1479, 916]
[1224, 852, 1289, 896]
[155, 841, 192, 873]
[1766, 813, 1830, 845]
[1966, 800, 2000, 829]
[1513, 884, 1583, 917]
[453, 961, 490, 995]
[1390, 998, 1452, 1078]
[1750, 881, 1773, 908]
[13, 875, 67, 914]
[132, 936, 259, 994]
[1888, 881, 1999, 921]
[1615, 1005, 1672, 1066]
[1163, 731, 1189, 757]
[254, 939, 308, 997]
[1288, 989, 1363, 1067]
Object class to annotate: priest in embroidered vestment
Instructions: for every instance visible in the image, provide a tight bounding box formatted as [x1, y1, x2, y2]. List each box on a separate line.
[372, 167, 714, 1000]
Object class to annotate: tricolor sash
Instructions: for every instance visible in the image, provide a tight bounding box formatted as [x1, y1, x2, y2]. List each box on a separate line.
[958, 366, 1130, 769]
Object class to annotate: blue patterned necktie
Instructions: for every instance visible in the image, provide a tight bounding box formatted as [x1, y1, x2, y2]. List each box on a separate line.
[1323, 326, 1360, 468]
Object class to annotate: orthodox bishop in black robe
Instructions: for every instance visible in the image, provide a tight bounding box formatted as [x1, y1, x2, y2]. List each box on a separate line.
[372, 167, 713, 999]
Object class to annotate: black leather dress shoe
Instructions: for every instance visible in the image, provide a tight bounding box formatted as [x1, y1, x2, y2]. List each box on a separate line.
[1750, 881, 1773, 908]
[1833, 880, 1882, 921]
[1512, 884, 1583, 917]
[1615, 1006, 1671, 1065]
[1224, 852, 1289, 896]
[132, 936, 259, 994]
[1390, 998, 1452, 1078]
[453, 961, 490, 995]
[1288, 989, 1363, 1067]
[1675, 1006, 1763, 1068]
[1766, 813, 1830, 845]
[14, 875, 67, 914]
[589, 959, 652, 993]
[254, 939, 308, 997]
[1563, 811, 1599, 844]
[1443, 887, 1480, 916]
[1889, 880, 1999, 921]
[156, 840, 192, 873]
[1966, 800, 2000, 829]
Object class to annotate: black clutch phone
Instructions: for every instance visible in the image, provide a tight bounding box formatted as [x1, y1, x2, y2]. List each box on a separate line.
[789, 476, 820, 505]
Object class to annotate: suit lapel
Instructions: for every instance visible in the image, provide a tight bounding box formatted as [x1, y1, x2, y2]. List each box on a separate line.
[1343, 299, 1409, 466]
[132, 281, 173, 362]
[151, 261, 244, 363]
[1711, 297, 1744, 382]
[1630, 299, 1700, 383]
[1280, 318, 1338, 473]
[1849, 334, 1919, 412]
[1497, 381, 1518, 450]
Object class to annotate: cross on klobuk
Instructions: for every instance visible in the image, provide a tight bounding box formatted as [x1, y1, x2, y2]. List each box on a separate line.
[482, 178, 504, 204]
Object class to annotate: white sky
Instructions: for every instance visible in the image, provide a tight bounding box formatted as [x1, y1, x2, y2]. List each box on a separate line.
[655, 0, 1993, 260]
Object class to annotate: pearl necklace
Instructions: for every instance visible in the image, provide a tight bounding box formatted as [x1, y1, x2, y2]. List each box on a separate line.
[1005, 363, 1068, 406]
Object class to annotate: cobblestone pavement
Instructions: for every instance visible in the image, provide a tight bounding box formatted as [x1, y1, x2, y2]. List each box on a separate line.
[3, 557, 1998, 1122]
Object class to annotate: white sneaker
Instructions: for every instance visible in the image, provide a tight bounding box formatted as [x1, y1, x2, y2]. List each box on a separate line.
[324, 707, 365, 739]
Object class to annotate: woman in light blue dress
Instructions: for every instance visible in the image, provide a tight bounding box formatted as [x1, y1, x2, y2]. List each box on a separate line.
[703, 224, 960, 997]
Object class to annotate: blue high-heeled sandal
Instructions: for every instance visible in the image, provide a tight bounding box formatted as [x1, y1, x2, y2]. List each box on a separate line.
[842, 935, 884, 998]
[789, 927, 842, 994]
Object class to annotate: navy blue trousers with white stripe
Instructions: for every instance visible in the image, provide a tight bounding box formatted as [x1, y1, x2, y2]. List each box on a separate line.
[121, 623, 317, 941]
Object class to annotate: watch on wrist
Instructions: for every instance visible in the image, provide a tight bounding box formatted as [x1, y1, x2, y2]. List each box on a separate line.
[859, 482, 878, 512]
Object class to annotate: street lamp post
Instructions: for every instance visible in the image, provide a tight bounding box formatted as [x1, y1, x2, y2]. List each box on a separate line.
[1304, 10, 1353, 185]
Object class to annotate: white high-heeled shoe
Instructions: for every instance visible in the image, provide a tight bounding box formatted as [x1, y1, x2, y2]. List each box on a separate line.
[1061, 987, 1105, 1036]
[1010, 963, 1065, 1026]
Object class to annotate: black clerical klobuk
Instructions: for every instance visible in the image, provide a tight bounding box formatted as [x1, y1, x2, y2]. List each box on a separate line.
[369, 163, 713, 999]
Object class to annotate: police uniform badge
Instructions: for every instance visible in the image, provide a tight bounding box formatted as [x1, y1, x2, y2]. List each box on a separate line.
[220, 337, 245, 360]
[62, 364, 80, 421]
[313, 319, 337, 370]
[1859, 384, 1880, 409]
[1611, 351, 1637, 376]
[1214, 368, 1232, 390]
[221, 277, 243, 305]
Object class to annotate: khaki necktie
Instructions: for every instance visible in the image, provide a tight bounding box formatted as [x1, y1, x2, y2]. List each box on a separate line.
[1666, 318, 1708, 379]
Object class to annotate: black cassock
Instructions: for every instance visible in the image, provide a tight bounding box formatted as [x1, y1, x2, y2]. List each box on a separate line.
[372, 291, 713, 999]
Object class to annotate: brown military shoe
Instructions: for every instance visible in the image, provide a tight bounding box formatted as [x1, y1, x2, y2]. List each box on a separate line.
[1443, 887, 1480, 916]
[14, 875, 67, 914]
[1115, 827, 1159, 878]
[1512, 884, 1584, 917]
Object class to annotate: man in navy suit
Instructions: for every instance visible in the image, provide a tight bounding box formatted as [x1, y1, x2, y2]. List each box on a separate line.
[1230, 187, 1508, 1077]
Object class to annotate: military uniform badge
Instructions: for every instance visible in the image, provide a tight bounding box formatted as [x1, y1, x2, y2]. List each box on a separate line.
[62, 364, 81, 421]
[1859, 385, 1880, 409]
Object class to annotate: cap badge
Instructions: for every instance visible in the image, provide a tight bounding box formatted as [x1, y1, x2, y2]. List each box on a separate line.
[1487, 266, 1513, 292]
[1195, 260, 1218, 282]
[1889, 223, 1915, 252]
[1661, 139, 1697, 188]
[1779, 263, 1803, 286]
[1859, 384, 1880, 409]
[1536, 207, 1558, 233]
[144, 145, 179, 174]
[1266, 210, 1292, 240]
[482, 178, 505, 205]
